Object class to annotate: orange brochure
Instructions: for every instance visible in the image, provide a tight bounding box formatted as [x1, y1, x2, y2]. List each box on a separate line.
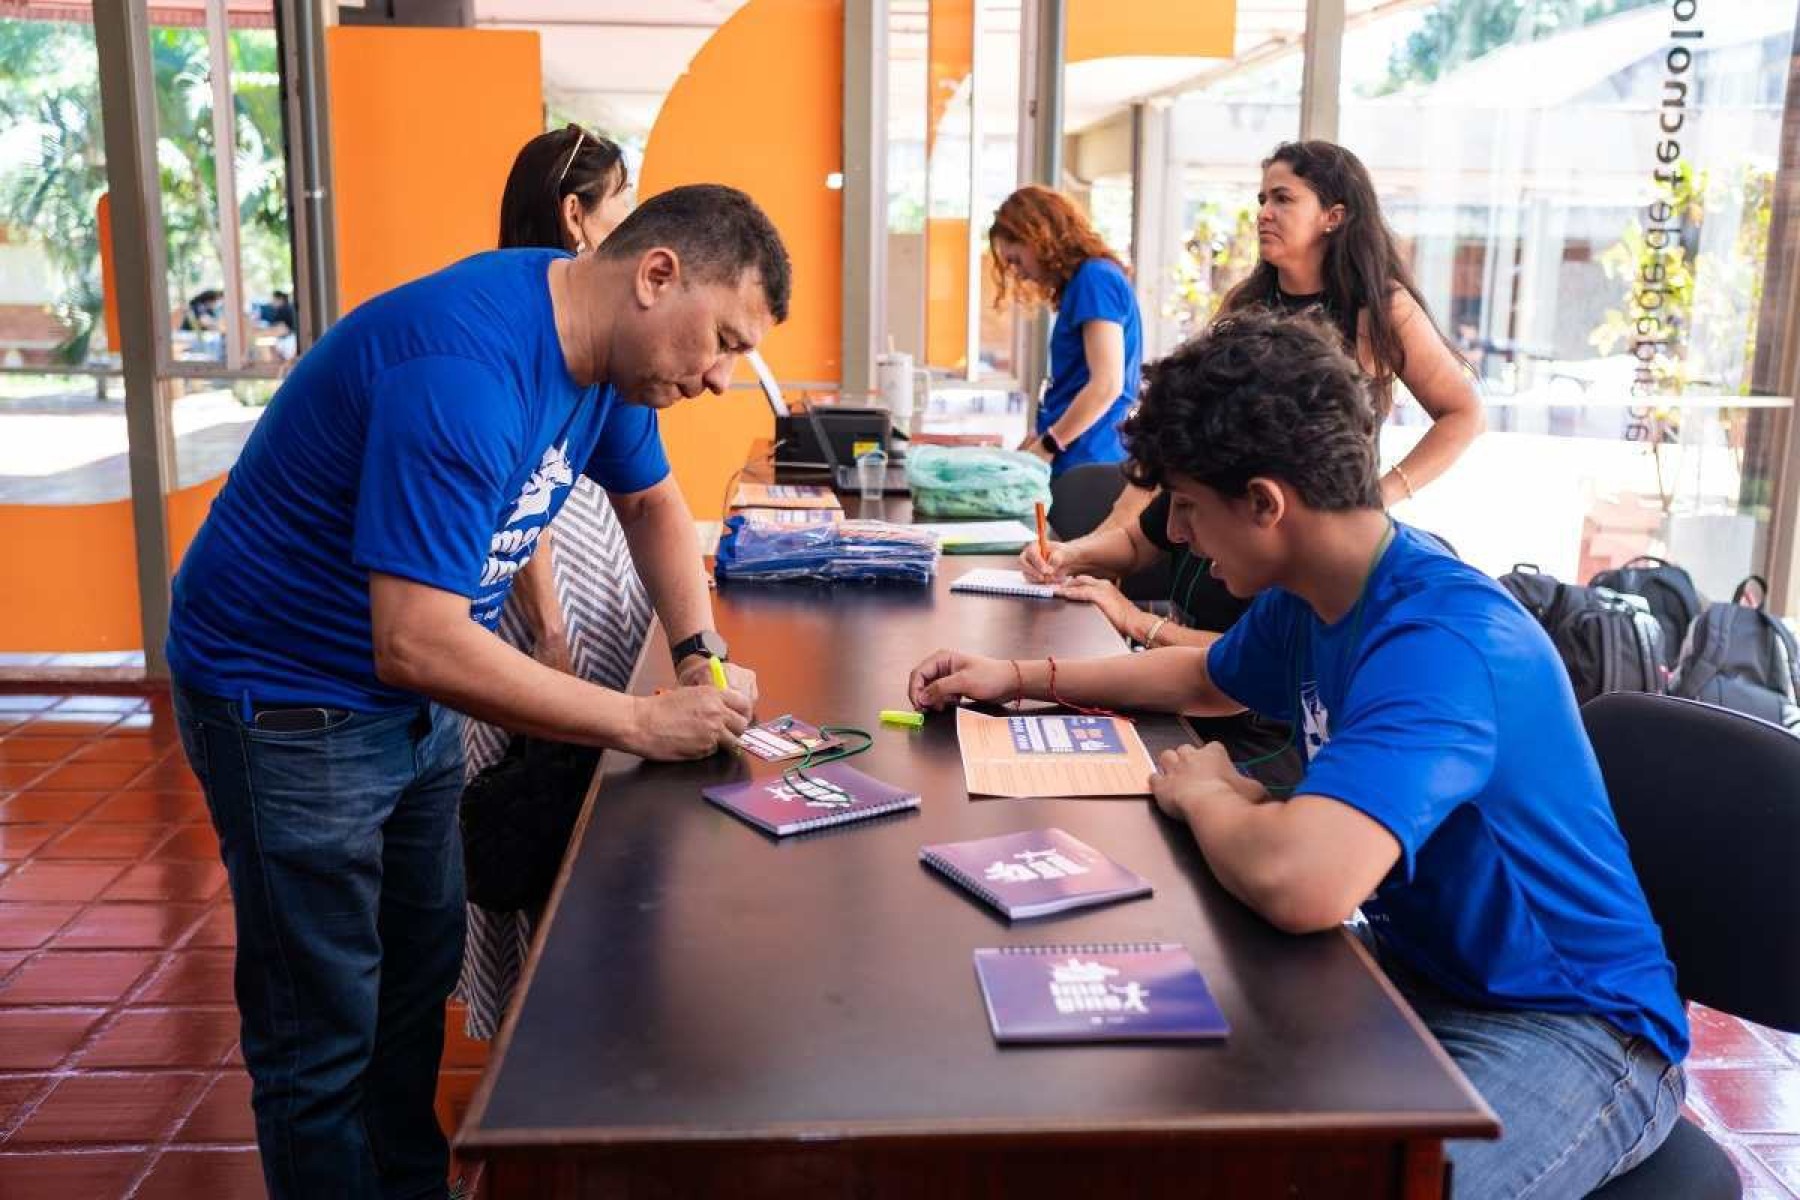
[956, 708, 1157, 799]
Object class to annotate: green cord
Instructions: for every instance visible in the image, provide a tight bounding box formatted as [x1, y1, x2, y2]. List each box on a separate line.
[779, 725, 875, 797]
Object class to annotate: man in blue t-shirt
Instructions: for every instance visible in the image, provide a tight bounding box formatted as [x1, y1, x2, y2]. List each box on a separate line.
[908, 311, 1688, 1199]
[166, 185, 789, 1200]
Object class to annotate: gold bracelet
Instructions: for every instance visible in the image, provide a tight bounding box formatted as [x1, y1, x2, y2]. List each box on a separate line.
[1391, 463, 1417, 499]
[1142, 615, 1169, 647]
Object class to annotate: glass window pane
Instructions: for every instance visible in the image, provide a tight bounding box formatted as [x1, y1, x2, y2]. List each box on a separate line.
[1341, 0, 1798, 596]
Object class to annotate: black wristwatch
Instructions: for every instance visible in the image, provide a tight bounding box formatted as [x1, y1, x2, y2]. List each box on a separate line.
[670, 629, 729, 669]
[1039, 429, 1066, 455]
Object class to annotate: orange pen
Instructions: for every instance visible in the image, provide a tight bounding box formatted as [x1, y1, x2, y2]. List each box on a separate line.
[1034, 501, 1049, 562]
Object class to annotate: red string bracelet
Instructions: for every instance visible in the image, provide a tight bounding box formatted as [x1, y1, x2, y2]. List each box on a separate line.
[1046, 655, 1122, 719]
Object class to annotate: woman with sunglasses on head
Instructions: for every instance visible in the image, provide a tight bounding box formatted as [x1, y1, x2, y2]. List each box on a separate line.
[458, 124, 650, 1041]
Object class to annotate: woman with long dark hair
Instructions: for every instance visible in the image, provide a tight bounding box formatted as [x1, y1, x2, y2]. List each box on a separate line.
[458, 124, 654, 1040]
[1037, 140, 1481, 653]
[1218, 138, 1482, 504]
[989, 185, 1144, 476]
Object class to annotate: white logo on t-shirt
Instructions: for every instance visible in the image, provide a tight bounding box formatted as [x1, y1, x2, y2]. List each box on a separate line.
[476, 441, 573, 596]
[1299, 680, 1330, 761]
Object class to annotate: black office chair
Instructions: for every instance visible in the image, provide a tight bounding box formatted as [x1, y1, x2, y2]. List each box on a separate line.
[1047, 463, 1129, 542]
[1582, 692, 1800, 1199]
[1046, 463, 1173, 604]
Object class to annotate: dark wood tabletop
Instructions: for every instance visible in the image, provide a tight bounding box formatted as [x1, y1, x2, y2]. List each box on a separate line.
[458, 551, 1496, 1197]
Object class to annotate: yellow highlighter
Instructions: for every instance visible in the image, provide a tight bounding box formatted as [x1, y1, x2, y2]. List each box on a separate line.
[707, 654, 729, 691]
[879, 709, 924, 728]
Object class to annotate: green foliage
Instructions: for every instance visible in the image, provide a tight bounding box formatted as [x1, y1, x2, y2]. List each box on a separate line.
[1590, 161, 1775, 397]
[1376, 0, 1660, 95]
[0, 19, 291, 364]
[1165, 199, 1259, 335]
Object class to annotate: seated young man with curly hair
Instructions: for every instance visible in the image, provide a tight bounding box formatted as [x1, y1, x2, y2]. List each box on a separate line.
[907, 309, 1688, 1200]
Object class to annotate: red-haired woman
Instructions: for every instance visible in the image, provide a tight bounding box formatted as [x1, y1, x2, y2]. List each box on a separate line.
[989, 185, 1144, 476]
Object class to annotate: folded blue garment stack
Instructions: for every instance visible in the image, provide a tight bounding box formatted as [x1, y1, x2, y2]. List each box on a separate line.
[714, 515, 940, 585]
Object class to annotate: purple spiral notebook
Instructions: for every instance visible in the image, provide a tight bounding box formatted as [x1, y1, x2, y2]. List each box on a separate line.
[919, 827, 1151, 919]
[702, 761, 920, 836]
[973, 943, 1230, 1042]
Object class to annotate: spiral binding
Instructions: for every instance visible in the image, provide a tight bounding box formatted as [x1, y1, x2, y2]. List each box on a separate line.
[920, 850, 1003, 910]
[989, 942, 1176, 956]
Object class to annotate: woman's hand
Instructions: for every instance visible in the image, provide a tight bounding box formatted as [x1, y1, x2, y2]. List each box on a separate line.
[1019, 540, 1074, 584]
[1017, 434, 1055, 464]
[1058, 575, 1142, 640]
[907, 649, 1019, 710]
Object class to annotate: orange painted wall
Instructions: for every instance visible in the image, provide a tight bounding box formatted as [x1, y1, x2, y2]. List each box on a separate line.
[0, 476, 227, 653]
[637, 0, 843, 520]
[1067, 0, 1234, 61]
[926, 218, 971, 372]
[326, 26, 543, 312]
[98, 193, 121, 353]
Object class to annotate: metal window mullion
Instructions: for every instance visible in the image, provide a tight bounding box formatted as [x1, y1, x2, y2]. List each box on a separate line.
[964, 0, 985, 381]
[1016, 0, 1062, 415]
[278, 0, 338, 349]
[1299, 0, 1345, 141]
[206, 0, 248, 371]
[842, 0, 887, 404]
[94, 0, 176, 676]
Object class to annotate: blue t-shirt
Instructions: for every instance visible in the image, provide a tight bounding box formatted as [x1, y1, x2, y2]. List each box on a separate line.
[1040, 257, 1142, 476]
[1206, 524, 1688, 1065]
[167, 248, 669, 711]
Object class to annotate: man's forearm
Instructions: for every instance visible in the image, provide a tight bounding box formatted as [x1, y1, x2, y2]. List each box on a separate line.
[614, 479, 715, 648]
[1014, 647, 1237, 714]
[1174, 783, 1293, 922]
[380, 613, 640, 747]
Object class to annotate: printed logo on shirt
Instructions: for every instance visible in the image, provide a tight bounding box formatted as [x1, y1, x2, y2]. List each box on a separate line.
[1299, 679, 1330, 761]
[472, 440, 573, 625]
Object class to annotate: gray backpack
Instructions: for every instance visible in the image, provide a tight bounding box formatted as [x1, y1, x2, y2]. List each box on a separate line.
[1670, 576, 1800, 733]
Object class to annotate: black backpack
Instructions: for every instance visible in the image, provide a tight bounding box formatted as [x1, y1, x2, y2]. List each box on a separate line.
[1588, 555, 1702, 671]
[1499, 564, 1666, 704]
[1671, 576, 1800, 732]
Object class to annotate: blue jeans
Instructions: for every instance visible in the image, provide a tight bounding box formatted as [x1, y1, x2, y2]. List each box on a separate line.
[172, 682, 466, 1200]
[1377, 948, 1687, 1199]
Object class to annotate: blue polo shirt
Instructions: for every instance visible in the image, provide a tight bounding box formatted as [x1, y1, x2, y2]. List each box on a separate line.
[167, 248, 669, 711]
[1039, 257, 1142, 475]
[1206, 523, 1688, 1065]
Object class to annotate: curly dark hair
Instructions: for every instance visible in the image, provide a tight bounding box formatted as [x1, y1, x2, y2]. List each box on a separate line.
[1122, 310, 1381, 512]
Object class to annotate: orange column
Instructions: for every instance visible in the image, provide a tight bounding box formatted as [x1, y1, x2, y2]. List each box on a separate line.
[1066, 0, 1234, 61]
[637, 0, 843, 520]
[326, 26, 544, 312]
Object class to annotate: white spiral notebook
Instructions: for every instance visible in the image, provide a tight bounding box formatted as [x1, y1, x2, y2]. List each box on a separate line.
[949, 567, 1058, 600]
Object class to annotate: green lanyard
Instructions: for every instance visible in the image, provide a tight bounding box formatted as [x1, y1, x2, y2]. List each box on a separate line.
[779, 724, 875, 800]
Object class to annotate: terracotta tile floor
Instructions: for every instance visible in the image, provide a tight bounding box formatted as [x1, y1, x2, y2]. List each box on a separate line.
[0, 691, 487, 1200]
[1, 688, 1796, 1197]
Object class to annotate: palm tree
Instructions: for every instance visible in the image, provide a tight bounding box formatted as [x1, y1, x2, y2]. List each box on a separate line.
[0, 18, 292, 365]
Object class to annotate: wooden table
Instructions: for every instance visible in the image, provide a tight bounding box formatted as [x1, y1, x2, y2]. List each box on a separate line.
[458, 504, 1496, 1198]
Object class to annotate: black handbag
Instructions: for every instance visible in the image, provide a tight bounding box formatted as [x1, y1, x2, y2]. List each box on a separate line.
[459, 735, 600, 914]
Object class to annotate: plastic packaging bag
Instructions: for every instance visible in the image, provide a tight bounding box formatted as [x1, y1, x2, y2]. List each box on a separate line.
[714, 515, 940, 586]
[905, 445, 1051, 519]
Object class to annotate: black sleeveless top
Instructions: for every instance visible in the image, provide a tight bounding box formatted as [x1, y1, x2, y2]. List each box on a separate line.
[1267, 277, 1358, 351]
